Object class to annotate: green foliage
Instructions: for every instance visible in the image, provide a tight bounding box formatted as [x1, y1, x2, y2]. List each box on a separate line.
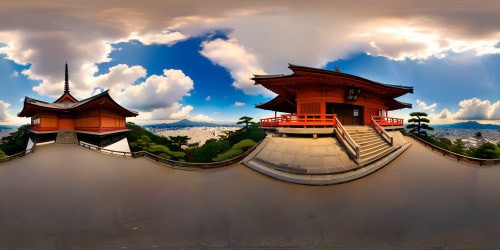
[450, 139, 466, 155]
[426, 136, 453, 151]
[0, 125, 30, 155]
[225, 123, 266, 145]
[0, 148, 7, 158]
[212, 139, 257, 161]
[212, 148, 243, 161]
[406, 112, 433, 138]
[126, 124, 184, 160]
[187, 139, 231, 163]
[469, 142, 500, 159]
[169, 135, 190, 151]
[147, 144, 185, 159]
[232, 139, 257, 150]
[236, 116, 255, 128]
[126, 122, 174, 151]
[126, 118, 264, 163]
[425, 134, 500, 159]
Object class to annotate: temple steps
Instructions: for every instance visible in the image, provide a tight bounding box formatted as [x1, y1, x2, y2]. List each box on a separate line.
[343, 126, 399, 166]
[56, 131, 78, 144]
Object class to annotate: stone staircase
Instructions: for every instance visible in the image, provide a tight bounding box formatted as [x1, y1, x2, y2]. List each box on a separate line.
[56, 131, 78, 144]
[344, 126, 397, 166]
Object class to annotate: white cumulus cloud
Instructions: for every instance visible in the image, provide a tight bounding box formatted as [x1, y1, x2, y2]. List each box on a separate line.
[429, 98, 500, 124]
[234, 101, 245, 107]
[114, 69, 194, 112]
[170, 105, 194, 119]
[416, 100, 437, 112]
[200, 38, 273, 97]
[454, 98, 492, 120]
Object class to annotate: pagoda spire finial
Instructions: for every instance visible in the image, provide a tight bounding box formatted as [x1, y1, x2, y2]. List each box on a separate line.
[64, 62, 70, 93]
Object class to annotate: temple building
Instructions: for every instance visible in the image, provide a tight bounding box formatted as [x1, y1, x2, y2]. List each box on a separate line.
[18, 63, 138, 150]
[255, 64, 413, 131]
[252, 64, 413, 166]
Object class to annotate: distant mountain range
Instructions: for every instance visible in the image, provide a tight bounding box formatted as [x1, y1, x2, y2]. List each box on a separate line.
[0, 125, 15, 131]
[433, 121, 500, 130]
[144, 119, 238, 128]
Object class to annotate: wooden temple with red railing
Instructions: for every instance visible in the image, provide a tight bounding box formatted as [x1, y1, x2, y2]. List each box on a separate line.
[254, 64, 412, 133]
[18, 63, 138, 147]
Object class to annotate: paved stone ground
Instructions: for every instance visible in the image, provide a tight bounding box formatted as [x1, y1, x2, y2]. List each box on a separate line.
[253, 136, 358, 174]
[1, 142, 500, 249]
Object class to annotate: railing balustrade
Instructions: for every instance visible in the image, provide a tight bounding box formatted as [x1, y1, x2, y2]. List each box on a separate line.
[372, 116, 404, 127]
[409, 134, 499, 166]
[78, 140, 261, 169]
[0, 146, 35, 163]
[260, 113, 337, 128]
[335, 117, 360, 159]
[371, 116, 393, 146]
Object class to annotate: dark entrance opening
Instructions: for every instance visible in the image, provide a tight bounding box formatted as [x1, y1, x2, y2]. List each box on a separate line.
[326, 103, 364, 125]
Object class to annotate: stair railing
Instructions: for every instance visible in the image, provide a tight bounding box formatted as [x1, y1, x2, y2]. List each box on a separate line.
[371, 116, 393, 146]
[335, 117, 360, 159]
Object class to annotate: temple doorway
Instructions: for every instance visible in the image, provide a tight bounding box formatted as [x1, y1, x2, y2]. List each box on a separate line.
[326, 103, 364, 125]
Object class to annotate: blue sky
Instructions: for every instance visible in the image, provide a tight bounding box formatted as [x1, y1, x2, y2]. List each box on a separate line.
[0, 1, 498, 125]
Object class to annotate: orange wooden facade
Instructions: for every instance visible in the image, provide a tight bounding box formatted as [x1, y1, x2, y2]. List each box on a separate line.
[293, 85, 390, 125]
[254, 64, 412, 127]
[28, 107, 128, 133]
[19, 89, 136, 134]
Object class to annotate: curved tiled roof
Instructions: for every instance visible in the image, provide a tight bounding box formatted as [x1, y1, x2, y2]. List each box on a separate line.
[18, 90, 138, 117]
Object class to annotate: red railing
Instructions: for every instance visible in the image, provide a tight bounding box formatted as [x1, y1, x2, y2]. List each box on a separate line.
[372, 116, 404, 127]
[371, 116, 393, 146]
[260, 114, 337, 128]
[260, 116, 282, 127]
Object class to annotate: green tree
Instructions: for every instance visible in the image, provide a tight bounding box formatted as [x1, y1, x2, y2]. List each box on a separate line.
[0, 125, 30, 155]
[406, 112, 433, 138]
[470, 142, 500, 159]
[450, 139, 466, 155]
[435, 137, 452, 150]
[226, 123, 266, 145]
[126, 122, 174, 151]
[212, 139, 256, 162]
[169, 135, 190, 151]
[187, 139, 231, 163]
[0, 148, 7, 158]
[236, 116, 255, 129]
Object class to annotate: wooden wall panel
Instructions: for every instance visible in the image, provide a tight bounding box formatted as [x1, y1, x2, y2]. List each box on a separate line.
[58, 119, 75, 130]
[75, 116, 99, 128]
[41, 117, 58, 128]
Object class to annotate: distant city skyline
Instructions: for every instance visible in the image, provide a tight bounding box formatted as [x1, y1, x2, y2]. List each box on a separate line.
[0, 0, 498, 126]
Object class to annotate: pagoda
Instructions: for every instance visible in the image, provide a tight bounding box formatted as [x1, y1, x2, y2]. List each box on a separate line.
[18, 63, 138, 148]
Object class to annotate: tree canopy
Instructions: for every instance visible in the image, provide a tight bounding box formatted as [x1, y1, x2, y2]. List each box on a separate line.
[236, 116, 255, 129]
[406, 112, 433, 138]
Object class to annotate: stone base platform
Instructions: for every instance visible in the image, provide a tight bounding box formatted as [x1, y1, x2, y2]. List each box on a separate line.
[241, 131, 411, 185]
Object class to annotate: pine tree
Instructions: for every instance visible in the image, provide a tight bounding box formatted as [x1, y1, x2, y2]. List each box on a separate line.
[236, 116, 255, 129]
[406, 112, 433, 138]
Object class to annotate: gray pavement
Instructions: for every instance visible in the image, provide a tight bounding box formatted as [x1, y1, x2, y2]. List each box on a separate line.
[250, 136, 358, 174]
[1, 142, 500, 249]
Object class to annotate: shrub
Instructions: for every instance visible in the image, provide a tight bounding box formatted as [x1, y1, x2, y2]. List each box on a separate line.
[212, 148, 243, 161]
[470, 142, 500, 159]
[232, 139, 256, 150]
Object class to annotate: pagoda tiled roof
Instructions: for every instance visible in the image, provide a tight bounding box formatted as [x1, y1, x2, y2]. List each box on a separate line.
[18, 90, 138, 117]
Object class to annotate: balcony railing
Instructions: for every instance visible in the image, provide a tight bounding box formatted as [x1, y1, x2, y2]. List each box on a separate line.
[372, 116, 404, 127]
[260, 114, 337, 128]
